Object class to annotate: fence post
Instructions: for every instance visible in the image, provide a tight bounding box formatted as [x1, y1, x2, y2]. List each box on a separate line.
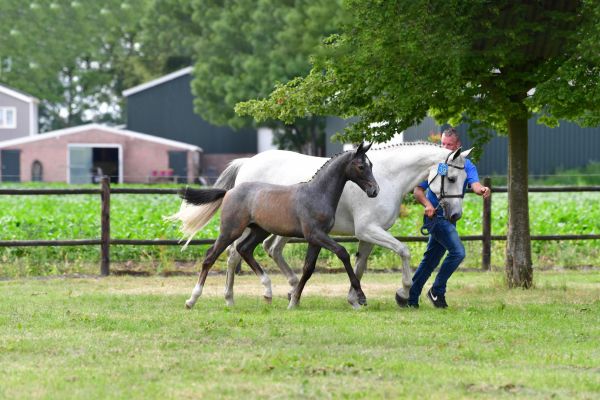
[100, 176, 110, 276]
[482, 176, 492, 270]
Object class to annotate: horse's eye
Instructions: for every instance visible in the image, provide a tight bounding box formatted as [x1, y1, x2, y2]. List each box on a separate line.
[358, 164, 365, 171]
[448, 176, 456, 183]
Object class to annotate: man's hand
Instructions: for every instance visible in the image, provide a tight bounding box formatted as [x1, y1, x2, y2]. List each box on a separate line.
[478, 186, 491, 199]
[424, 203, 436, 218]
[471, 182, 491, 199]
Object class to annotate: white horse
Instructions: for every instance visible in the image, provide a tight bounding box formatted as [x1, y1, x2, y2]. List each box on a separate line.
[171, 142, 471, 308]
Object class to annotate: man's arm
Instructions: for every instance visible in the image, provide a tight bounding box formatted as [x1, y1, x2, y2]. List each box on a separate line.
[414, 186, 436, 218]
[470, 182, 491, 199]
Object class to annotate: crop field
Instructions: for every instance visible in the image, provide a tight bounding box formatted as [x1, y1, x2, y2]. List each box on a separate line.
[0, 183, 598, 277]
[1, 270, 599, 399]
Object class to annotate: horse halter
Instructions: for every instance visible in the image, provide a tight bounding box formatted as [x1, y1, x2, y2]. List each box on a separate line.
[428, 152, 465, 202]
[420, 152, 465, 235]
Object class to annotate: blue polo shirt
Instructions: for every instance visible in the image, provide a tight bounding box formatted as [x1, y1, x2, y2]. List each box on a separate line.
[418, 159, 479, 214]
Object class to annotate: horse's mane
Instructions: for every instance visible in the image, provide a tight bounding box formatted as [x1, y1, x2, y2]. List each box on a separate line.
[304, 150, 352, 183]
[368, 141, 443, 152]
[302, 141, 443, 183]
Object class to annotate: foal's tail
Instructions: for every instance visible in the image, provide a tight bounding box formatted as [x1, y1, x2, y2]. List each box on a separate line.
[165, 158, 247, 249]
[179, 187, 226, 206]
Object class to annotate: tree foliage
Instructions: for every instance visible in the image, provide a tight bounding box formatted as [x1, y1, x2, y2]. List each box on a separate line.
[237, 0, 600, 288]
[0, 0, 153, 130]
[237, 0, 599, 142]
[142, 0, 344, 154]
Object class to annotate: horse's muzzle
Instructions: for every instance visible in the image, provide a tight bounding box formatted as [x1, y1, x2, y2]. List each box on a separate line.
[449, 212, 462, 223]
[366, 184, 379, 198]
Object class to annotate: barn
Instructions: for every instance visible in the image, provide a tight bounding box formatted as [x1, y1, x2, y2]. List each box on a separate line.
[0, 124, 202, 183]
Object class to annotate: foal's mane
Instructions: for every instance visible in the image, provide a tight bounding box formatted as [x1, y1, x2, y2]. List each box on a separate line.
[304, 150, 353, 183]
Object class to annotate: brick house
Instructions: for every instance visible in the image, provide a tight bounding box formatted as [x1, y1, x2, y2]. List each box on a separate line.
[123, 67, 259, 182]
[0, 124, 201, 183]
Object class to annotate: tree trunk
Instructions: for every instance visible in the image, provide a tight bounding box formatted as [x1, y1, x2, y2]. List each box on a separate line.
[505, 115, 533, 288]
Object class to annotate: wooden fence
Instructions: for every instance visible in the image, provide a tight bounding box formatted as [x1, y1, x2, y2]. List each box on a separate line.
[0, 177, 598, 275]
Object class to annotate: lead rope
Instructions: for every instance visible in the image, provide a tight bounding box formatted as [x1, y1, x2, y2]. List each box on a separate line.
[420, 204, 442, 235]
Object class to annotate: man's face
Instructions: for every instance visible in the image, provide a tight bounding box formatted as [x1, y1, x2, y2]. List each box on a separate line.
[441, 134, 461, 151]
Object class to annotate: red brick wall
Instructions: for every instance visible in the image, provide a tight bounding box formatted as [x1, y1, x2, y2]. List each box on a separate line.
[3, 128, 201, 183]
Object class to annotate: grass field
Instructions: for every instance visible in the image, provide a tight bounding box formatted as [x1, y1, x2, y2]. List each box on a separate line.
[1, 270, 599, 399]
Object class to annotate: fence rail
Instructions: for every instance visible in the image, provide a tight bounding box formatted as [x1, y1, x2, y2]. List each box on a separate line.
[0, 176, 599, 275]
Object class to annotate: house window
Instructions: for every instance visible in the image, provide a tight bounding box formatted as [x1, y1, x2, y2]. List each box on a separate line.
[0, 107, 16, 129]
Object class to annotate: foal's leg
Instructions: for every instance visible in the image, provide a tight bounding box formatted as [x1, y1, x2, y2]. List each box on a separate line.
[288, 244, 321, 309]
[306, 232, 367, 306]
[224, 230, 250, 306]
[263, 235, 299, 289]
[355, 226, 412, 303]
[186, 232, 243, 309]
[236, 226, 272, 303]
[347, 241, 375, 309]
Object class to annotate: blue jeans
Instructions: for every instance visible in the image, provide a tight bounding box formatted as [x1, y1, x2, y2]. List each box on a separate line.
[408, 216, 465, 305]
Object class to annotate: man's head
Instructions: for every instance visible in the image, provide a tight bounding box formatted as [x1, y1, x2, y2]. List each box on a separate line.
[441, 128, 461, 151]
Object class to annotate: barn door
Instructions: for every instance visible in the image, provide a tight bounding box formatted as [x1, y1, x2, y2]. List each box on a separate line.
[168, 151, 187, 183]
[1, 149, 21, 182]
[69, 147, 93, 184]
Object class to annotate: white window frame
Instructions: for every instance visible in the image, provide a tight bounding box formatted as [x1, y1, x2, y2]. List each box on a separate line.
[67, 143, 123, 184]
[0, 107, 17, 129]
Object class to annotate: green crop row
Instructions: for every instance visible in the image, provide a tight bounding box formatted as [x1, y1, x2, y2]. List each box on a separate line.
[0, 182, 598, 276]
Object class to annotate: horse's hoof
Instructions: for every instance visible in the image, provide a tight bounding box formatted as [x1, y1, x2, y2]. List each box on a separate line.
[347, 299, 361, 310]
[225, 299, 234, 307]
[185, 300, 194, 309]
[395, 293, 409, 308]
[358, 294, 367, 306]
[263, 296, 272, 304]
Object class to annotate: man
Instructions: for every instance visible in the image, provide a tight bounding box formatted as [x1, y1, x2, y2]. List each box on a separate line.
[406, 128, 490, 308]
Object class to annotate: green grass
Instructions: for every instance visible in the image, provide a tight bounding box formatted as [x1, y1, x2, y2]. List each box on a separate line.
[0, 270, 598, 399]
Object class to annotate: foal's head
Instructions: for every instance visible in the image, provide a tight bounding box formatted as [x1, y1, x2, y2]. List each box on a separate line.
[346, 142, 379, 198]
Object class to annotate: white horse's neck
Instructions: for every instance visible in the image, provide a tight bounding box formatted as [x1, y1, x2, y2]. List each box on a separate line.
[369, 142, 451, 197]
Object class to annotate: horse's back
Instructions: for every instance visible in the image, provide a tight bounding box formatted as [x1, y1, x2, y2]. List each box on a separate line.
[223, 182, 303, 237]
[236, 150, 327, 185]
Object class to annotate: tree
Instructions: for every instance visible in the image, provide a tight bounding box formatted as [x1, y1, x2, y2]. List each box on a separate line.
[0, 0, 153, 131]
[236, 0, 600, 288]
[141, 0, 343, 155]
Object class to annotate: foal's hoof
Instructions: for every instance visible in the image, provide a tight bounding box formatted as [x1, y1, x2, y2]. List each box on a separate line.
[395, 293, 409, 308]
[358, 294, 367, 306]
[263, 296, 273, 304]
[185, 300, 194, 309]
[347, 299, 361, 310]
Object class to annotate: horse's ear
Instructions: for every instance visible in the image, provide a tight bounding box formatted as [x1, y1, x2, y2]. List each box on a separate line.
[461, 147, 474, 158]
[356, 142, 372, 154]
[450, 146, 463, 160]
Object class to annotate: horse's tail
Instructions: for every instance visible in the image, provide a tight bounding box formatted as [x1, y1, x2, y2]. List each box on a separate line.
[164, 187, 226, 250]
[213, 158, 247, 190]
[180, 187, 227, 205]
[165, 158, 247, 249]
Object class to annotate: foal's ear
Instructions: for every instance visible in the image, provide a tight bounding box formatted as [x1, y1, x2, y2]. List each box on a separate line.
[356, 142, 372, 154]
